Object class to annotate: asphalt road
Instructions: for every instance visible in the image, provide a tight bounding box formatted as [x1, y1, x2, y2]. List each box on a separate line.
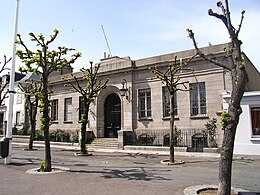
[0, 145, 259, 195]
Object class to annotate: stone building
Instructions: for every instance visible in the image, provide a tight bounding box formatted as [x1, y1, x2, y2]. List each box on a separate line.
[37, 43, 260, 148]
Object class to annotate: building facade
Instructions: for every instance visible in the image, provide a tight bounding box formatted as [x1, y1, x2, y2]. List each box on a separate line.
[37, 43, 260, 148]
[0, 73, 27, 134]
[223, 91, 260, 155]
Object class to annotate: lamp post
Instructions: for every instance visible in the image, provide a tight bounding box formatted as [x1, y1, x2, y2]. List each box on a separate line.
[5, 0, 20, 164]
[119, 79, 129, 100]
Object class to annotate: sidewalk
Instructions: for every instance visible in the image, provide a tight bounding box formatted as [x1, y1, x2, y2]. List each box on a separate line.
[13, 141, 221, 158]
[1, 141, 259, 195]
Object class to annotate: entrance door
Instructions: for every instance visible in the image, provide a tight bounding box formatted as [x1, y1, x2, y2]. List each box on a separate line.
[104, 93, 121, 138]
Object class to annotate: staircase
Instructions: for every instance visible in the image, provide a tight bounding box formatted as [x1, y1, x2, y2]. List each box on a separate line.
[87, 138, 118, 149]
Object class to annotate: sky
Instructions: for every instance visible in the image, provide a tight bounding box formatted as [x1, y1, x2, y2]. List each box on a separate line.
[0, 0, 260, 73]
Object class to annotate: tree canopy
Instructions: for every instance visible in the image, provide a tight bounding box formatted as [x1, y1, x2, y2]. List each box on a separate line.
[16, 29, 81, 171]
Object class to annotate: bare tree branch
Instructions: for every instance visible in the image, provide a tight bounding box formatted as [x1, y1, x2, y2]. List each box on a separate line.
[236, 10, 245, 36]
[187, 1, 249, 194]
[187, 29, 232, 71]
[0, 55, 11, 73]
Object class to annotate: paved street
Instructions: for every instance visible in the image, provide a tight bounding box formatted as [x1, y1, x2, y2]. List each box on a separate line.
[0, 145, 259, 195]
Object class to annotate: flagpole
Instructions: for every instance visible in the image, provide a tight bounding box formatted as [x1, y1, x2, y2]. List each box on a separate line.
[5, 0, 20, 164]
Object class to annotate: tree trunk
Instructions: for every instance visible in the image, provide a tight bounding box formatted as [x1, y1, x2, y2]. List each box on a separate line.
[218, 106, 238, 195]
[80, 116, 87, 154]
[80, 105, 89, 154]
[29, 99, 38, 150]
[28, 124, 35, 150]
[42, 97, 51, 171]
[218, 65, 248, 195]
[42, 71, 51, 172]
[43, 121, 51, 172]
[23, 95, 30, 135]
[28, 103, 34, 150]
[169, 93, 175, 163]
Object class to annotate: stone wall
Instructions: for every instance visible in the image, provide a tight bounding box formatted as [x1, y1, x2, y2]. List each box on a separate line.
[33, 43, 260, 148]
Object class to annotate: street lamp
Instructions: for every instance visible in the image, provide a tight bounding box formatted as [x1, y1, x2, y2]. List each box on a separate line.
[119, 79, 129, 100]
[4, 0, 20, 164]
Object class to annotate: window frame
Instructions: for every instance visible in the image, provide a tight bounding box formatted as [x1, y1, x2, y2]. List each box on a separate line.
[15, 111, 21, 125]
[64, 97, 73, 122]
[162, 86, 178, 118]
[51, 99, 58, 122]
[190, 82, 207, 117]
[138, 88, 152, 119]
[16, 91, 23, 104]
[251, 107, 260, 137]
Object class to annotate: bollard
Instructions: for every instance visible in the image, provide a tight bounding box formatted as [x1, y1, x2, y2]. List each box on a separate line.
[0, 137, 9, 158]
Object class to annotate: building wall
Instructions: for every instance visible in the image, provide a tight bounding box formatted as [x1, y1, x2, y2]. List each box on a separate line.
[31, 43, 260, 149]
[1, 85, 26, 132]
[131, 64, 230, 146]
[48, 91, 81, 132]
[223, 91, 260, 155]
[243, 54, 260, 91]
[133, 68, 228, 129]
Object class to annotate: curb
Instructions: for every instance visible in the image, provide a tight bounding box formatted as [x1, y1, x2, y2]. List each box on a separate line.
[183, 184, 249, 195]
[26, 166, 70, 175]
[12, 142, 222, 158]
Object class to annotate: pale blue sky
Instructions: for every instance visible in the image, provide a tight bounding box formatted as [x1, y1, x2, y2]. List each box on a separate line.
[0, 0, 259, 72]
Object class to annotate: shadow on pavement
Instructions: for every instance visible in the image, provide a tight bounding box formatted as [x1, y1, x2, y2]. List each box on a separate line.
[101, 167, 171, 181]
[233, 157, 255, 164]
[0, 157, 42, 166]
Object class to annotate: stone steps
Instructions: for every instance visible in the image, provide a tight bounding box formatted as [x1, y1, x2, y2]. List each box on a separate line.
[87, 138, 118, 149]
[3, 136, 119, 149]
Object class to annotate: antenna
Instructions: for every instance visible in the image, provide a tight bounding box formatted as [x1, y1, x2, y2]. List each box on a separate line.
[101, 25, 112, 57]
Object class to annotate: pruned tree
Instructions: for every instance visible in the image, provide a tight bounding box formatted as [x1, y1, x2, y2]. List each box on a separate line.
[18, 78, 41, 150]
[150, 56, 194, 163]
[16, 29, 81, 172]
[63, 62, 108, 154]
[187, 1, 248, 194]
[0, 56, 11, 106]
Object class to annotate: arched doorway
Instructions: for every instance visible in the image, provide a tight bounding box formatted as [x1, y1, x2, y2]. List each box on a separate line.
[104, 93, 121, 138]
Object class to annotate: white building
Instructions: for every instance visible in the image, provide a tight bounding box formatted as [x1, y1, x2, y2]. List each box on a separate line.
[223, 91, 260, 155]
[0, 73, 26, 134]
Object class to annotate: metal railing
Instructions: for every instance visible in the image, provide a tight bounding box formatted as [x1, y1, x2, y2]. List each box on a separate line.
[132, 129, 210, 149]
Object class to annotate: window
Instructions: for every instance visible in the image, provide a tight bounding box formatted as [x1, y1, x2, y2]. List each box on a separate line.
[16, 111, 21, 125]
[139, 89, 151, 118]
[64, 98, 72, 122]
[79, 96, 86, 120]
[162, 87, 177, 117]
[190, 82, 207, 116]
[251, 107, 260, 136]
[51, 99, 58, 121]
[16, 93, 23, 104]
